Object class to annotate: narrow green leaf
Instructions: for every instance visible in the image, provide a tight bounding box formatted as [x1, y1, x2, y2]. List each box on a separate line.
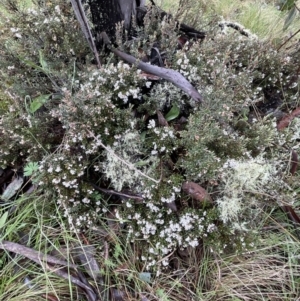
[283, 6, 297, 30]
[140, 131, 147, 142]
[135, 160, 149, 167]
[39, 50, 49, 72]
[29, 94, 51, 113]
[165, 105, 180, 121]
[0, 212, 8, 229]
[19, 56, 44, 72]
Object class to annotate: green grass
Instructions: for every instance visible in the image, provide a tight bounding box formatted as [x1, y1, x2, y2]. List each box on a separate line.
[2, 198, 300, 300]
[158, 0, 300, 44]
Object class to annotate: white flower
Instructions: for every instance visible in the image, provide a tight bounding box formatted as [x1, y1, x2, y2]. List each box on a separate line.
[117, 91, 128, 103]
[168, 130, 174, 138]
[189, 239, 199, 247]
[147, 119, 156, 129]
[173, 186, 181, 193]
[54, 5, 61, 14]
[129, 88, 140, 98]
[52, 178, 60, 184]
[114, 82, 120, 90]
[27, 8, 38, 15]
[207, 223, 216, 233]
[146, 202, 159, 212]
[179, 213, 195, 230]
[161, 193, 175, 203]
[134, 213, 141, 219]
[223, 159, 238, 169]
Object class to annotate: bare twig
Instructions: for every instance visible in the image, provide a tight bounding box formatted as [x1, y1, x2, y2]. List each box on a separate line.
[45, 263, 97, 301]
[1, 240, 98, 301]
[277, 27, 300, 51]
[0, 240, 77, 268]
[89, 182, 144, 201]
[70, 0, 101, 68]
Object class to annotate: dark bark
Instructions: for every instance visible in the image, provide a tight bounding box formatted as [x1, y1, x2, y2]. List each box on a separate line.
[88, 0, 139, 44]
[86, 0, 205, 47]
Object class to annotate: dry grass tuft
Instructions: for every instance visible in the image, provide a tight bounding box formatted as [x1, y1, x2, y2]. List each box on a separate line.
[211, 237, 300, 301]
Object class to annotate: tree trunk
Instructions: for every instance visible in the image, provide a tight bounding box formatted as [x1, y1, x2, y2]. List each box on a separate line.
[88, 0, 140, 44]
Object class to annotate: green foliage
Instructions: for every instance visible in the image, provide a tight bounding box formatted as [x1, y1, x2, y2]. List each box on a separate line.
[28, 94, 51, 114]
[0, 0, 299, 273]
[278, 0, 296, 11]
[165, 105, 180, 121]
[23, 161, 39, 176]
[0, 212, 8, 230]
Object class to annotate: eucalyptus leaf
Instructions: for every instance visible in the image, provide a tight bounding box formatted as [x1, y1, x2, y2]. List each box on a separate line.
[165, 105, 180, 121]
[1, 177, 24, 201]
[283, 6, 297, 30]
[138, 272, 152, 283]
[0, 212, 8, 229]
[29, 94, 51, 113]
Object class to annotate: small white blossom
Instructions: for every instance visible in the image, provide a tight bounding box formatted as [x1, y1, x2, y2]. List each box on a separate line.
[54, 5, 61, 14]
[148, 119, 156, 129]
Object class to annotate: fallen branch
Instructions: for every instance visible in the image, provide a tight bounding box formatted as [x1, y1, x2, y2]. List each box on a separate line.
[0, 240, 77, 268]
[1, 240, 98, 301]
[89, 182, 144, 202]
[100, 32, 203, 103]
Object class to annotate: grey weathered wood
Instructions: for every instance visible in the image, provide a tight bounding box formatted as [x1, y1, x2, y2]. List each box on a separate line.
[119, 0, 136, 29]
[70, 0, 101, 68]
[100, 32, 203, 103]
[114, 47, 203, 102]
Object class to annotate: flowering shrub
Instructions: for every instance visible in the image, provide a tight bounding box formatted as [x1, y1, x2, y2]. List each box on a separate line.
[0, 0, 299, 269]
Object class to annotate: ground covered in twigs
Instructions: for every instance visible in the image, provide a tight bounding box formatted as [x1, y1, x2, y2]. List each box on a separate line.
[0, 0, 300, 300]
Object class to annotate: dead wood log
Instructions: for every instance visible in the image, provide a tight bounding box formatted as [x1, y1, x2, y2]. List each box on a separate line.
[100, 31, 203, 103]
